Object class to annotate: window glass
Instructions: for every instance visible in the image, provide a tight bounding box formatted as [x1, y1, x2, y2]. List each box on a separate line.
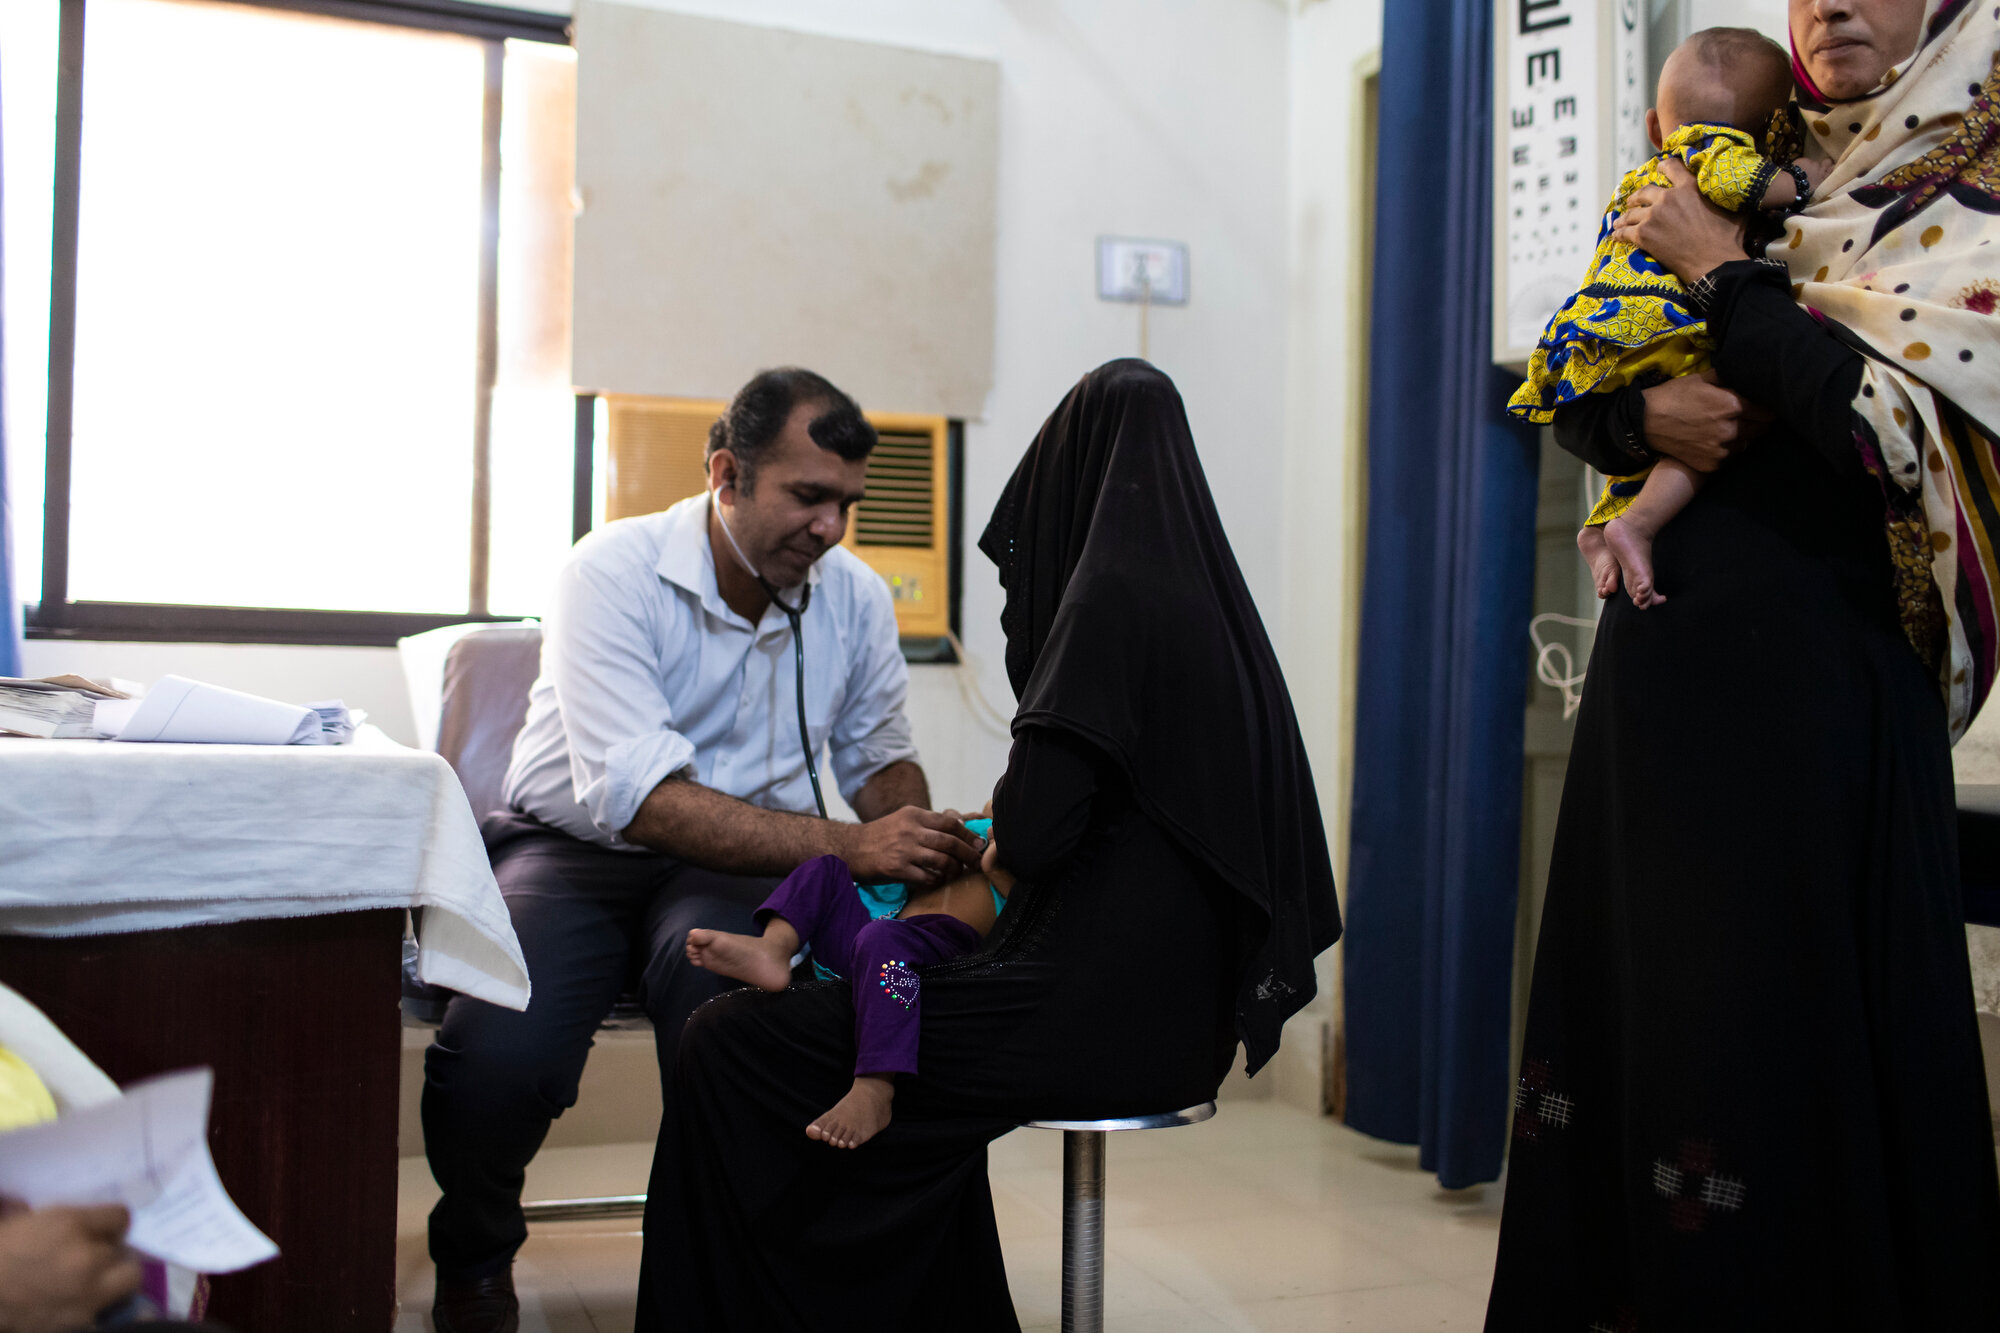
[67, 0, 484, 613]
[1, 0, 58, 610]
[488, 38, 578, 618]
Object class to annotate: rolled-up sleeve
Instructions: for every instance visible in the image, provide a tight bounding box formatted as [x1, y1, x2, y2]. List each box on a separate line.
[828, 577, 920, 803]
[547, 557, 699, 836]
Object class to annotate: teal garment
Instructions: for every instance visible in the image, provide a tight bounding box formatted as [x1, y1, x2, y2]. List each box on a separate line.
[813, 818, 1000, 982]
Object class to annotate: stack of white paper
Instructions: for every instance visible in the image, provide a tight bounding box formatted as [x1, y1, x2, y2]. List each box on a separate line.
[94, 676, 353, 745]
[0, 675, 132, 739]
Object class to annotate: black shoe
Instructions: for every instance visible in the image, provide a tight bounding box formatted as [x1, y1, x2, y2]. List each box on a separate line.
[433, 1270, 519, 1333]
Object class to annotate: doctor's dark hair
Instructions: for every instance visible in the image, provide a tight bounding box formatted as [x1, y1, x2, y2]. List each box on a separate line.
[706, 368, 877, 492]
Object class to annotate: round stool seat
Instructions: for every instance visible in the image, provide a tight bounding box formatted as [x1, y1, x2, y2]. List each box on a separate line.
[1021, 1102, 1216, 1133]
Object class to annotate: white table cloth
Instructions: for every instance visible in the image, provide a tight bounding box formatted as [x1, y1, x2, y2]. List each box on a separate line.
[0, 726, 528, 1010]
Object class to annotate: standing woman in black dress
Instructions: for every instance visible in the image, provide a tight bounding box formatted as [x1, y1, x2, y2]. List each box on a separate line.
[1487, 1, 2000, 1327]
[636, 359, 1342, 1332]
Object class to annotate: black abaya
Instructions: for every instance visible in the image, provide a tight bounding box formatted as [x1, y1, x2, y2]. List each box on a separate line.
[1485, 262, 2000, 1329]
[642, 729, 1238, 1332]
[640, 362, 1340, 1332]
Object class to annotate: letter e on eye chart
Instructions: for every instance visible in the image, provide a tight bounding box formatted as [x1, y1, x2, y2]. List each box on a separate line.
[1495, 0, 1618, 364]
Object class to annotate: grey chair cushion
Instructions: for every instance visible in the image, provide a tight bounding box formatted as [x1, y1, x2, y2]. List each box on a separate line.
[438, 626, 544, 823]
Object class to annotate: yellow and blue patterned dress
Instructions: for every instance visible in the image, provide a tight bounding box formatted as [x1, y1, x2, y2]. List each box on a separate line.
[1509, 123, 1781, 524]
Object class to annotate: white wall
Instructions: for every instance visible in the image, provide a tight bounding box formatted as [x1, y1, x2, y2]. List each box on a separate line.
[1684, 0, 1789, 45]
[1277, 0, 1384, 1109]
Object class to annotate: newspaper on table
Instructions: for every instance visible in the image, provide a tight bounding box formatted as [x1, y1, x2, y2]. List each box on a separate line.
[0, 1067, 277, 1274]
[0, 675, 133, 740]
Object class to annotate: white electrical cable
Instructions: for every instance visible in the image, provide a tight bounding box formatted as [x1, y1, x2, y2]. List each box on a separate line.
[1529, 612, 1599, 721]
[942, 629, 1018, 740]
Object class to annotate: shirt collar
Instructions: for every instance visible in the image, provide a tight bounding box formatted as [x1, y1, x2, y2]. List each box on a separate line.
[655, 493, 825, 635]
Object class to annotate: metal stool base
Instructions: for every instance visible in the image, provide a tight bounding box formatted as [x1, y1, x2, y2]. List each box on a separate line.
[1023, 1102, 1216, 1333]
[520, 1194, 647, 1224]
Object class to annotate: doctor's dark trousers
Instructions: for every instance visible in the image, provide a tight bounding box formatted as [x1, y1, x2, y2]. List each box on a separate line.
[420, 813, 780, 1279]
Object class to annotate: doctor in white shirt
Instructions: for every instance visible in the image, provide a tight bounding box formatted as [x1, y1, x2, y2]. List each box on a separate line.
[421, 368, 980, 1333]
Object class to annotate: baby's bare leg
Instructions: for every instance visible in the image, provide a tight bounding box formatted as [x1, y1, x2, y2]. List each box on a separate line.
[1577, 525, 1621, 600]
[684, 918, 800, 993]
[1602, 458, 1704, 609]
[807, 1075, 895, 1149]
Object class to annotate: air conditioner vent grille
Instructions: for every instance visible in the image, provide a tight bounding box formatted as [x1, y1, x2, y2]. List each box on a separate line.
[857, 430, 936, 548]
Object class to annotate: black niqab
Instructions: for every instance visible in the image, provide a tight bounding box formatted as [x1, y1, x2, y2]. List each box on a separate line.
[978, 358, 1341, 1073]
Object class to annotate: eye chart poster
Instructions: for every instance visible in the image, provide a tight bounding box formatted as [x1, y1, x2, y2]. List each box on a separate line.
[1492, 0, 1649, 368]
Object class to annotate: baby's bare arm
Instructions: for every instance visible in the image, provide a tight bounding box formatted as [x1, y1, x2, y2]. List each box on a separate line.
[1759, 169, 1801, 210]
[1757, 157, 1827, 211]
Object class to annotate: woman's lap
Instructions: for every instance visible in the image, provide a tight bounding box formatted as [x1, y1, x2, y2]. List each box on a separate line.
[640, 982, 1019, 1333]
[641, 816, 1241, 1331]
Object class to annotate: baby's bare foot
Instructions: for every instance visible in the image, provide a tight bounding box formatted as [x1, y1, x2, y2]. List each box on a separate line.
[807, 1076, 895, 1149]
[684, 929, 793, 992]
[1602, 517, 1665, 608]
[1577, 525, 1620, 600]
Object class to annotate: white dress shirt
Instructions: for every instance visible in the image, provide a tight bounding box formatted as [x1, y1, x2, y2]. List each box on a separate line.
[503, 493, 920, 849]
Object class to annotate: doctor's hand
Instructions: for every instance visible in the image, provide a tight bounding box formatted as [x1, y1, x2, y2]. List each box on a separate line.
[0, 1204, 142, 1333]
[843, 807, 983, 886]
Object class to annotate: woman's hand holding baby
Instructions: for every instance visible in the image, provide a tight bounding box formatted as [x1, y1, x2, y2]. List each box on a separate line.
[981, 836, 1017, 901]
[1612, 159, 1752, 283]
[1641, 371, 1770, 473]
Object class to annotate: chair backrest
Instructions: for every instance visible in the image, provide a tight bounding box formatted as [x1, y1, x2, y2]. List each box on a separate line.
[437, 625, 544, 821]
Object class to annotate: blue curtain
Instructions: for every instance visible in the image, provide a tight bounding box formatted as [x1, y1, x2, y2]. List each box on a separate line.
[1341, 0, 1542, 1189]
[0, 61, 17, 678]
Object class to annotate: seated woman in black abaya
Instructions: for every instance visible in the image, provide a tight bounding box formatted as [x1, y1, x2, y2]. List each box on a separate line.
[634, 359, 1343, 1333]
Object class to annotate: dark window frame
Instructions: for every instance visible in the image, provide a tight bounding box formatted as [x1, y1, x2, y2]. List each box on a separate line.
[24, 0, 570, 649]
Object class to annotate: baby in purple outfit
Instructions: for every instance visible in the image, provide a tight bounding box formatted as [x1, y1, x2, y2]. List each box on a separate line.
[684, 820, 1013, 1149]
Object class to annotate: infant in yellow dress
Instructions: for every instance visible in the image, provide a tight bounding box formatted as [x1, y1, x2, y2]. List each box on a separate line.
[1510, 28, 1822, 607]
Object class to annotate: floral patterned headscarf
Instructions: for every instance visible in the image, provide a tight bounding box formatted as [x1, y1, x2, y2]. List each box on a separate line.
[1782, 0, 2000, 740]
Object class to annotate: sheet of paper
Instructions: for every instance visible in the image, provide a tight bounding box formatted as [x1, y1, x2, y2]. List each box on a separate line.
[98, 675, 316, 745]
[0, 1068, 277, 1273]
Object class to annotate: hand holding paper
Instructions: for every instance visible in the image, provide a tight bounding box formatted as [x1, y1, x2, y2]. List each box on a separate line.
[0, 1204, 144, 1333]
[0, 1069, 277, 1274]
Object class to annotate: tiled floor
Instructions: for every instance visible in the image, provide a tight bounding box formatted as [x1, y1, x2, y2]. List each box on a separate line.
[395, 1101, 1502, 1333]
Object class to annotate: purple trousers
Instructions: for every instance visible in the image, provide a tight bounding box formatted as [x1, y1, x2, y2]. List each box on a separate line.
[756, 855, 980, 1077]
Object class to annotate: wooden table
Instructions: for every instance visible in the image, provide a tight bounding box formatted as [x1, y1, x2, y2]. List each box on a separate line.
[0, 910, 405, 1333]
[0, 731, 527, 1332]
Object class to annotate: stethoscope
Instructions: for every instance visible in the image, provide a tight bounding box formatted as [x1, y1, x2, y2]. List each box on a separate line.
[712, 491, 830, 820]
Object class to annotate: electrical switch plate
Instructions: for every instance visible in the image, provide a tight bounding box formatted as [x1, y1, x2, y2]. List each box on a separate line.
[1096, 237, 1189, 305]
